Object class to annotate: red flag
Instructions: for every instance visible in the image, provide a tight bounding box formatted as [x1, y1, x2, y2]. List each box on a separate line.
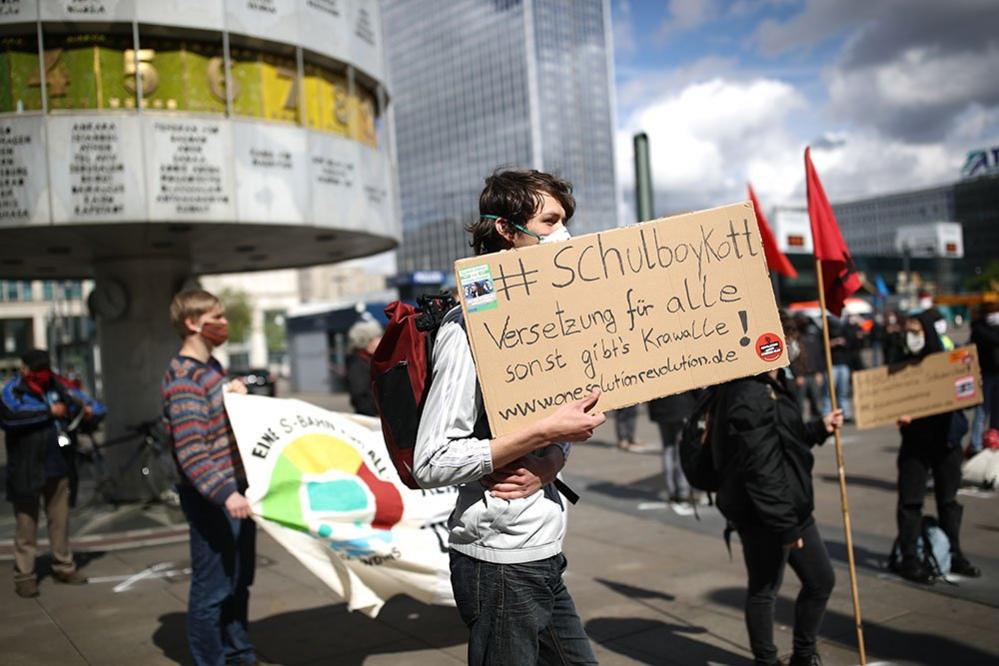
[748, 183, 798, 278]
[805, 147, 860, 317]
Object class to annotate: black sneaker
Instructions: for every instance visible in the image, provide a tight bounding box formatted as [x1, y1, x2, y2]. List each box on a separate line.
[789, 653, 823, 666]
[899, 558, 935, 584]
[951, 554, 982, 578]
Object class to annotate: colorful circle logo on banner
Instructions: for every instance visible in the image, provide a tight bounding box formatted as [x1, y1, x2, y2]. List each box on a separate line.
[263, 434, 404, 557]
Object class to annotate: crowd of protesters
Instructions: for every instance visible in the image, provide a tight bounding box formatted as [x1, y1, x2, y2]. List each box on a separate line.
[3, 168, 996, 666]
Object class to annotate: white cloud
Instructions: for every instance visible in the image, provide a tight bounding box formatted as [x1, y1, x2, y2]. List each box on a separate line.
[613, 1, 999, 222]
[617, 77, 807, 214]
[659, 0, 724, 38]
[825, 43, 999, 142]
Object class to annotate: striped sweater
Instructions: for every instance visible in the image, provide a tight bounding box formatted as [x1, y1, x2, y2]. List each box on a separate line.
[161, 355, 245, 505]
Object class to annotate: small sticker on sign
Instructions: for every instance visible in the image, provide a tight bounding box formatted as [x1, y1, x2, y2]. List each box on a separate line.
[955, 375, 976, 400]
[459, 265, 498, 313]
[756, 333, 783, 362]
[949, 349, 972, 365]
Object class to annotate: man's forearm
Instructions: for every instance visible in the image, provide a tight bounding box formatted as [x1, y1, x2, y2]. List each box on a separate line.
[489, 420, 553, 470]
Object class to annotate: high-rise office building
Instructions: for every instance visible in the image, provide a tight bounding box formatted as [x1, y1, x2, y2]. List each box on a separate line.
[383, 0, 619, 273]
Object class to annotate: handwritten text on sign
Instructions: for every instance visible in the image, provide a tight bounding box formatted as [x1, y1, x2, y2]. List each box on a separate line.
[851, 346, 982, 429]
[455, 202, 786, 437]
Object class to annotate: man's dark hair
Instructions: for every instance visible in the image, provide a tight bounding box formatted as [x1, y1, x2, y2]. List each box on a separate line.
[20, 348, 50, 371]
[466, 169, 575, 256]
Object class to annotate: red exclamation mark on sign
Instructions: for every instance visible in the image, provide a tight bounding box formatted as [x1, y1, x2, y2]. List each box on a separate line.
[738, 311, 750, 347]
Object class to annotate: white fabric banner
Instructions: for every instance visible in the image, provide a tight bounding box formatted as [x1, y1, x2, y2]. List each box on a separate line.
[225, 394, 456, 617]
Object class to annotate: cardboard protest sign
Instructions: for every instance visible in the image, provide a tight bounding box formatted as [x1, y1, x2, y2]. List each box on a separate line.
[454, 201, 785, 437]
[224, 394, 457, 617]
[852, 346, 983, 429]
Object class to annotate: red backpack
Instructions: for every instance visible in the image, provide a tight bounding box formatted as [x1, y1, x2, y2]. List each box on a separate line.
[370, 293, 457, 489]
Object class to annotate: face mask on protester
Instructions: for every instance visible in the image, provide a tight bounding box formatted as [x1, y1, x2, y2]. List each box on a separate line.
[934, 319, 947, 336]
[480, 214, 570, 245]
[788, 339, 801, 363]
[906, 332, 925, 354]
[198, 321, 229, 346]
[539, 225, 572, 244]
[919, 297, 933, 310]
[24, 368, 53, 394]
[510, 222, 570, 244]
[987, 312, 999, 327]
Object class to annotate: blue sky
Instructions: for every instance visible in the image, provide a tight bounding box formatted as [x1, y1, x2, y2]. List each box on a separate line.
[610, 0, 999, 218]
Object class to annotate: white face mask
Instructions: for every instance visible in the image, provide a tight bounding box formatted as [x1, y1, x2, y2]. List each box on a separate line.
[788, 339, 801, 362]
[906, 332, 925, 354]
[540, 225, 572, 244]
[934, 319, 947, 336]
[988, 312, 999, 327]
[919, 297, 933, 310]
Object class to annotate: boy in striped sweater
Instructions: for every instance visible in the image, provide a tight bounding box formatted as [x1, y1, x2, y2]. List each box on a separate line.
[162, 288, 259, 666]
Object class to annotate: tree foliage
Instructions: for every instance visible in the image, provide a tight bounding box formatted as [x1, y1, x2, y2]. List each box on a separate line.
[966, 260, 999, 293]
[219, 288, 252, 344]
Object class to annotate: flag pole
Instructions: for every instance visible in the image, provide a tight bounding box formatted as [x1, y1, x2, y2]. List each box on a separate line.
[814, 258, 867, 666]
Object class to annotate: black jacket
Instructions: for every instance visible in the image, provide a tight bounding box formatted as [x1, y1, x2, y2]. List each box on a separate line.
[648, 390, 698, 424]
[715, 372, 830, 544]
[0, 377, 88, 504]
[345, 351, 378, 417]
[971, 318, 999, 376]
[889, 311, 958, 449]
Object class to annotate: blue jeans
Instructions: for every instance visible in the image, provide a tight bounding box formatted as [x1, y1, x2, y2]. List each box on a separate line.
[450, 551, 597, 665]
[821, 364, 852, 420]
[657, 421, 691, 500]
[970, 374, 996, 453]
[179, 484, 257, 666]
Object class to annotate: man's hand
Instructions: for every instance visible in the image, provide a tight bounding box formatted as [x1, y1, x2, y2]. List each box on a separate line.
[224, 492, 253, 520]
[482, 450, 564, 500]
[224, 379, 248, 395]
[50, 402, 68, 419]
[823, 408, 844, 433]
[786, 538, 804, 550]
[897, 415, 912, 427]
[83, 405, 94, 421]
[540, 390, 605, 442]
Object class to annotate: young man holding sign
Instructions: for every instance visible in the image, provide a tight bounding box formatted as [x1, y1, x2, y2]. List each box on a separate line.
[414, 170, 604, 665]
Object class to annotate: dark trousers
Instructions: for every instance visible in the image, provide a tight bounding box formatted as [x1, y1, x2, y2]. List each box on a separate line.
[737, 521, 835, 665]
[614, 405, 638, 443]
[450, 550, 597, 665]
[897, 442, 964, 560]
[179, 484, 257, 666]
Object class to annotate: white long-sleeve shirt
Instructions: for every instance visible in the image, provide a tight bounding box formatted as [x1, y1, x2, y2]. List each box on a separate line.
[413, 306, 570, 564]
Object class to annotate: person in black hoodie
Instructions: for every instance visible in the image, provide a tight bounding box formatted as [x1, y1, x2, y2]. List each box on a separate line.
[890, 311, 981, 582]
[969, 302, 999, 453]
[715, 317, 843, 666]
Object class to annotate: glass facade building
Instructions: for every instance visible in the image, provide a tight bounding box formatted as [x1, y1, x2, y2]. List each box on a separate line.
[383, 0, 619, 273]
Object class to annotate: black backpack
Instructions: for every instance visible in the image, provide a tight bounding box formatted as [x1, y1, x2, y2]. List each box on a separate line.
[678, 388, 723, 492]
[888, 515, 953, 582]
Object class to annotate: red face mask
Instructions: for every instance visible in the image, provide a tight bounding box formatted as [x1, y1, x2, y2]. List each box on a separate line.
[24, 368, 53, 395]
[199, 322, 229, 347]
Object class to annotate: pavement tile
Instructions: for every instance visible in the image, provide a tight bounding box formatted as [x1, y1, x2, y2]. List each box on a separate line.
[1, 624, 88, 666]
[315, 638, 464, 666]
